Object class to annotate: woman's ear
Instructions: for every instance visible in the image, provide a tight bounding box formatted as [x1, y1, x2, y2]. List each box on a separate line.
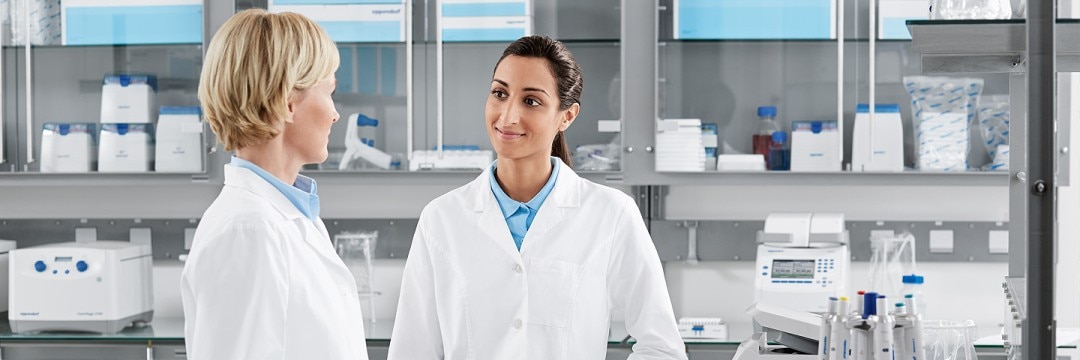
[284, 89, 300, 124]
[559, 103, 580, 132]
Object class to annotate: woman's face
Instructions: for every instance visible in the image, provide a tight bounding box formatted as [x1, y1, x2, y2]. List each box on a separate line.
[283, 75, 340, 165]
[486, 55, 577, 163]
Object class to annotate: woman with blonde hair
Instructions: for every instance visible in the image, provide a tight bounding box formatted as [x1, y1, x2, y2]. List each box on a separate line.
[181, 9, 368, 359]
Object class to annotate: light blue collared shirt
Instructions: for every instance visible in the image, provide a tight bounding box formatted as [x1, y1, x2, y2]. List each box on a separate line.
[489, 157, 560, 251]
[231, 156, 321, 222]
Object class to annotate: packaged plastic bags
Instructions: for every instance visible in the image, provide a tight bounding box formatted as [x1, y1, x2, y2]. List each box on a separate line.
[977, 95, 1010, 170]
[903, 76, 985, 171]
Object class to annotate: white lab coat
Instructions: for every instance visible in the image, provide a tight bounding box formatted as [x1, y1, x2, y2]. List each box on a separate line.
[389, 161, 686, 360]
[181, 165, 368, 360]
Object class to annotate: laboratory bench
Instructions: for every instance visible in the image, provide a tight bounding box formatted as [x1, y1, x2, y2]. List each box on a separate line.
[1, 318, 1070, 360]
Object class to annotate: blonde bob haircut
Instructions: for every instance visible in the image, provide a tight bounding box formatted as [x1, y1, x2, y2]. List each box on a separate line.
[199, 9, 339, 151]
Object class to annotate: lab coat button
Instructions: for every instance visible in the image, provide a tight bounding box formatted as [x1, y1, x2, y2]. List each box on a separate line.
[513, 264, 524, 273]
[513, 319, 523, 329]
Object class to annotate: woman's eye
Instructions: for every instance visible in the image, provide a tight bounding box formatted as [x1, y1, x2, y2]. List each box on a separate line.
[524, 98, 541, 107]
[491, 90, 507, 98]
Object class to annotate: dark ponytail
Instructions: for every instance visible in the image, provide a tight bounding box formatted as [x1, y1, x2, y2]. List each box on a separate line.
[496, 35, 583, 168]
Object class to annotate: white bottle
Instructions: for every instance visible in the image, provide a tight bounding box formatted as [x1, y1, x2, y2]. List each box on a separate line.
[901, 274, 927, 315]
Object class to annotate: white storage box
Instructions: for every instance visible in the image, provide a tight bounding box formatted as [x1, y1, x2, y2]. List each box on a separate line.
[99, 124, 153, 172]
[155, 107, 203, 172]
[101, 75, 157, 124]
[41, 123, 96, 173]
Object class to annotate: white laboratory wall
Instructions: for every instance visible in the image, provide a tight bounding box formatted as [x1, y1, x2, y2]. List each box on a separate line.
[664, 186, 1008, 222]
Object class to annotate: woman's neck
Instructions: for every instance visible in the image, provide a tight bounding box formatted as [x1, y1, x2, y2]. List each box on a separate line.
[494, 155, 553, 202]
[235, 139, 302, 185]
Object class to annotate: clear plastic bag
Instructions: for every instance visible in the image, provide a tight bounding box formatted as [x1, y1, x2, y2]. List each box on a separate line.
[574, 141, 622, 171]
[923, 320, 979, 360]
[8, 0, 62, 46]
[977, 95, 1010, 170]
[869, 232, 917, 299]
[903, 76, 985, 171]
[930, 0, 1012, 19]
[334, 231, 379, 322]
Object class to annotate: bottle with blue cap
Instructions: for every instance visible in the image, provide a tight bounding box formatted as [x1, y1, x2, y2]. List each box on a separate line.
[768, 131, 789, 171]
[901, 274, 927, 315]
[752, 106, 780, 168]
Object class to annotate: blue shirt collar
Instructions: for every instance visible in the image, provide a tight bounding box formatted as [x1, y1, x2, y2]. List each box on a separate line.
[489, 157, 560, 219]
[231, 156, 321, 222]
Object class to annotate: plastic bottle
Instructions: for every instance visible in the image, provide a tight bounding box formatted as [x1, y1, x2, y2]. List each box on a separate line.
[768, 131, 789, 171]
[901, 274, 927, 315]
[752, 106, 780, 167]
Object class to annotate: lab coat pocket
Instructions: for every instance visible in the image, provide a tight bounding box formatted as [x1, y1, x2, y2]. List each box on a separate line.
[526, 258, 582, 328]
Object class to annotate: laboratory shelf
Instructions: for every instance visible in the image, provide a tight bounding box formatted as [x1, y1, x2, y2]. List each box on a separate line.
[638, 170, 1008, 187]
[659, 38, 912, 44]
[303, 169, 625, 186]
[907, 19, 1080, 73]
[0, 317, 185, 342]
[423, 39, 621, 45]
[1, 43, 202, 50]
[0, 172, 213, 187]
[0, 318, 732, 345]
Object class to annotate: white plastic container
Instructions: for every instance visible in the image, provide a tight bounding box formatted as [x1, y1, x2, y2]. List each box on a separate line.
[852, 104, 904, 172]
[101, 75, 157, 124]
[155, 107, 203, 172]
[99, 124, 153, 172]
[41, 123, 96, 173]
[790, 120, 841, 171]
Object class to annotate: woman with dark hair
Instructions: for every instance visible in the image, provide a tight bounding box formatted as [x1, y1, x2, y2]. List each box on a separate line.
[388, 35, 685, 359]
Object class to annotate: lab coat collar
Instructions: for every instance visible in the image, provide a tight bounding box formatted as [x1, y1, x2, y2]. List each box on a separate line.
[468, 159, 581, 258]
[468, 159, 581, 212]
[224, 164, 343, 271]
[223, 164, 306, 221]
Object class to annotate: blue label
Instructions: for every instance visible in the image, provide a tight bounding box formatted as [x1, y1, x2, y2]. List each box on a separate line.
[677, 0, 833, 40]
[321, 20, 402, 42]
[65, 5, 203, 45]
[881, 17, 923, 40]
[443, 2, 528, 17]
[273, 0, 402, 4]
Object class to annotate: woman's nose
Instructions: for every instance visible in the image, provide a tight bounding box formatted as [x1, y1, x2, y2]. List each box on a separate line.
[496, 102, 520, 126]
